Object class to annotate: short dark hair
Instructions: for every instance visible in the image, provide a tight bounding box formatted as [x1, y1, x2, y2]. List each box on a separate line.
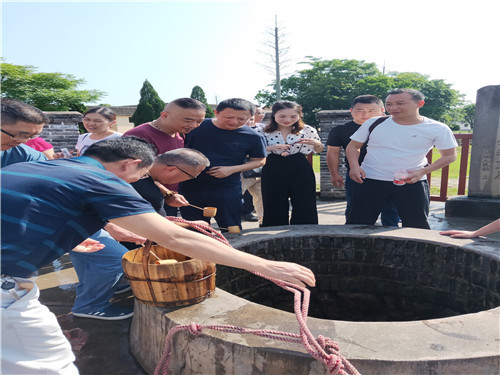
[1, 98, 49, 126]
[387, 89, 425, 102]
[83, 107, 116, 122]
[216, 98, 255, 115]
[264, 100, 305, 135]
[155, 148, 210, 168]
[168, 98, 206, 111]
[85, 136, 156, 168]
[350, 95, 383, 108]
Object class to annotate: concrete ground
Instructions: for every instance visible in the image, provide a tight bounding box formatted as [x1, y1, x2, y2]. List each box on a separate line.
[31, 200, 498, 375]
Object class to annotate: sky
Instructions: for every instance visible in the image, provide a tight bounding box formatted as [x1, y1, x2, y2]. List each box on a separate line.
[2, 0, 499, 107]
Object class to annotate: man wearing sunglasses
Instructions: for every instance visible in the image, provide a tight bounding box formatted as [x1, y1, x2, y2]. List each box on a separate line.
[1, 99, 48, 167]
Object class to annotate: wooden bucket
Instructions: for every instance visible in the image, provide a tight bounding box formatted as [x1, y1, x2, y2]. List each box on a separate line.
[122, 240, 216, 307]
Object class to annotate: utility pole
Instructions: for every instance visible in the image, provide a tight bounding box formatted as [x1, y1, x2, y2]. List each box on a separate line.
[274, 15, 281, 101]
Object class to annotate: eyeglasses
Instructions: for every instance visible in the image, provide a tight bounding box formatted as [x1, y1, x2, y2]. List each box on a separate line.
[1, 128, 40, 141]
[167, 164, 198, 179]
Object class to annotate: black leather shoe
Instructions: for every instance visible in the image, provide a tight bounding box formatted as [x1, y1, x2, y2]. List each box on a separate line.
[242, 213, 259, 222]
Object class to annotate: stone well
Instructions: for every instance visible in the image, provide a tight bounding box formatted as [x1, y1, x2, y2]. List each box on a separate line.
[130, 225, 500, 375]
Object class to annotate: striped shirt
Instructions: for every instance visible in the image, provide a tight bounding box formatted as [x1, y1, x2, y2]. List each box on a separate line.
[1, 156, 155, 277]
[1, 143, 47, 168]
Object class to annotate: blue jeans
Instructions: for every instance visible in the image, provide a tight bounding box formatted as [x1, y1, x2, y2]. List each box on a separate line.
[70, 229, 129, 313]
[345, 173, 400, 227]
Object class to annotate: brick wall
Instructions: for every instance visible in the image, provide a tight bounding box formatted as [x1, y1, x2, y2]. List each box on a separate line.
[316, 110, 352, 199]
[40, 112, 82, 152]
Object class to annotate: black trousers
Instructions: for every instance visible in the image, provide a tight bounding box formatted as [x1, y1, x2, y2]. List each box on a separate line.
[346, 178, 430, 229]
[261, 153, 318, 227]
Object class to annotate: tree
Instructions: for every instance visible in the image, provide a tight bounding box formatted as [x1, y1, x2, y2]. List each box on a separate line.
[256, 58, 380, 125]
[461, 103, 475, 129]
[190, 85, 215, 118]
[130, 80, 165, 126]
[255, 58, 464, 128]
[1, 62, 104, 112]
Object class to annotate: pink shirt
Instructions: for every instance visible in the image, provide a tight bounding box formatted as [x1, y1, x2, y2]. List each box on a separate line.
[124, 123, 185, 191]
[25, 137, 53, 152]
[123, 123, 184, 155]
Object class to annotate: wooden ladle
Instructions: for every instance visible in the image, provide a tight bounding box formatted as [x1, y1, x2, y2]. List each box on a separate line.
[148, 248, 178, 265]
[188, 204, 217, 217]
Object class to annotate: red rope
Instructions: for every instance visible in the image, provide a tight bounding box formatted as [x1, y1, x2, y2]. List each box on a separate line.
[153, 218, 360, 375]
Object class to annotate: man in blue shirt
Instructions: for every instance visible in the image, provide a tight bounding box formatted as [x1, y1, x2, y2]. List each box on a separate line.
[1, 98, 48, 167]
[179, 98, 266, 230]
[1, 137, 315, 374]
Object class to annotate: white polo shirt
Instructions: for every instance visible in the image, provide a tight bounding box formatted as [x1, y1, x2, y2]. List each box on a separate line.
[350, 116, 458, 181]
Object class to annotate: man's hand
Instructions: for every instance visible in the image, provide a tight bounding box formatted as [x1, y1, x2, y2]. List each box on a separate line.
[330, 173, 344, 188]
[405, 169, 426, 184]
[349, 166, 365, 184]
[72, 238, 105, 253]
[206, 166, 238, 178]
[165, 193, 189, 207]
[254, 260, 316, 288]
[104, 222, 147, 245]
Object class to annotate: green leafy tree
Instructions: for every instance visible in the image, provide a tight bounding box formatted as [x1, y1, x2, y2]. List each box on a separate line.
[256, 58, 464, 128]
[1, 62, 104, 112]
[130, 80, 165, 126]
[190, 85, 215, 118]
[256, 58, 381, 125]
[461, 103, 475, 129]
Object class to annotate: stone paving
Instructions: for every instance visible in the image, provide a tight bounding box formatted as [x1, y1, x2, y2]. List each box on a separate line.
[32, 200, 499, 375]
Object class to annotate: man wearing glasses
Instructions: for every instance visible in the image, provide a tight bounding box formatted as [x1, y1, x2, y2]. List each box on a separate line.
[1, 99, 48, 167]
[129, 147, 209, 219]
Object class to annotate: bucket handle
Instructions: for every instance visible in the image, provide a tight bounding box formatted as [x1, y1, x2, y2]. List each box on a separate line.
[141, 239, 158, 305]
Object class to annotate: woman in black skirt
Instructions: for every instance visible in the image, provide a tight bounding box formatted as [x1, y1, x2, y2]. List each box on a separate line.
[257, 101, 324, 227]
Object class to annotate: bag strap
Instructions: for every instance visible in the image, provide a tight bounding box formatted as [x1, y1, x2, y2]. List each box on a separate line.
[366, 115, 389, 145]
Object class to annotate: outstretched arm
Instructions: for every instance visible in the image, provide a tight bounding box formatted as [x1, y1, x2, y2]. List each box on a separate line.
[110, 212, 316, 287]
[440, 219, 500, 238]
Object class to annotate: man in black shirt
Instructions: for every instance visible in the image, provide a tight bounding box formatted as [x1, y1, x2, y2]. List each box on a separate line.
[326, 95, 399, 226]
[131, 148, 209, 215]
[120, 148, 210, 250]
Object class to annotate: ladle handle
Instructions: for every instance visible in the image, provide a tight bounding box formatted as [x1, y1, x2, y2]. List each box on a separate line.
[149, 250, 162, 261]
[188, 203, 204, 211]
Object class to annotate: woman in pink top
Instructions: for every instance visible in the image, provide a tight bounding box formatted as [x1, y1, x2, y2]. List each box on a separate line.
[25, 136, 55, 159]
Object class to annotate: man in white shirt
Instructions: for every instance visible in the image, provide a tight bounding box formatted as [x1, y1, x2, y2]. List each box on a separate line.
[345, 89, 457, 229]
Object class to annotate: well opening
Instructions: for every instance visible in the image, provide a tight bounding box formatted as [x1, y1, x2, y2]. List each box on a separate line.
[217, 229, 500, 322]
